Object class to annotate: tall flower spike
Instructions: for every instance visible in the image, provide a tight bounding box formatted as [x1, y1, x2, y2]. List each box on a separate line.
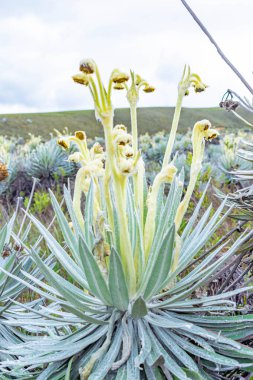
[144, 163, 177, 259]
[175, 119, 219, 232]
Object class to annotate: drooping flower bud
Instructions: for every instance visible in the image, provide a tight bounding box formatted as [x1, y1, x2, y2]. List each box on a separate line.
[118, 158, 134, 174]
[158, 164, 177, 184]
[143, 85, 155, 93]
[75, 131, 86, 141]
[114, 133, 132, 146]
[111, 70, 129, 83]
[58, 138, 70, 150]
[135, 74, 143, 86]
[112, 124, 128, 139]
[72, 73, 89, 86]
[194, 119, 211, 133]
[68, 152, 84, 163]
[193, 82, 208, 93]
[79, 59, 96, 74]
[204, 129, 219, 141]
[113, 83, 125, 90]
[92, 142, 104, 155]
[123, 146, 134, 158]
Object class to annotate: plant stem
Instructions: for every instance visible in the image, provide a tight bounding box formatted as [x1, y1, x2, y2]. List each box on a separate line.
[162, 89, 184, 167]
[144, 177, 161, 261]
[130, 103, 138, 154]
[113, 175, 136, 296]
[102, 116, 136, 295]
[95, 67, 107, 111]
[130, 102, 142, 216]
[180, 0, 253, 96]
[231, 110, 253, 128]
[73, 168, 85, 229]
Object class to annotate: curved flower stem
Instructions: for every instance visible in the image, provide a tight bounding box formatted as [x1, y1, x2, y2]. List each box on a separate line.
[104, 168, 114, 231]
[130, 102, 142, 215]
[137, 158, 145, 231]
[174, 165, 200, 233]
[107, 79, 113, 107]
[89, 77, 100, 109]
[130, 103, 138, 154]
[95, 66, 107, 111]
[144, 177, 160, 261]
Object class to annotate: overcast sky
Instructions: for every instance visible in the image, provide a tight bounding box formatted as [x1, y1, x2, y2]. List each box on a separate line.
[1, 0, 253, 114]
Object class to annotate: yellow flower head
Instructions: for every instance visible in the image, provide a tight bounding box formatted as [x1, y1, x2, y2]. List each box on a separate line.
[114, 133, 132, 146]
[72, 73, 89, 86]
[118, 158, 134, 174]
[75, 131, 86, 141]
[58, 138, 70, 150]
[193, 82, 208, 93]
[143, 85, 155, 93]
[159, 164, 177, 184]
[135, 74, 143, 86]
[79, 59, 96, 74]
[111, 70, 129, 84]
[68, 152, 84, 163]
[123, 146, 134, 158]
[92, 142, 104, 155]
[113, 83, 125, 90]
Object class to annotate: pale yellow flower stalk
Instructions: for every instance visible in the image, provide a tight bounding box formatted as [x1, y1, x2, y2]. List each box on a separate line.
[172, 119, 218, 271]
[144, 164, 177, 260]
[126, 72, 155, 224]
[58, 132, 104, 228]
[72, 60, 137, 295]
[162, 66, 208, 168]
[72, 160, 104, 229]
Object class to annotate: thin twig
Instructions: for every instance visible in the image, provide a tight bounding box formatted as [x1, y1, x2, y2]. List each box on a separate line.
[180, 0, 253, 95]
[189, 221, 246, 269]
[216, 252, 244, 294]
[224, 260, 253, 292]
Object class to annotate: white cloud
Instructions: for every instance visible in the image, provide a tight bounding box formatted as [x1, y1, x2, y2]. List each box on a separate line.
[0, 0, 253, 113]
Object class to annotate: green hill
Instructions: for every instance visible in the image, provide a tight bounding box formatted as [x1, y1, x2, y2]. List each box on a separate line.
[0, 107, 252, 139]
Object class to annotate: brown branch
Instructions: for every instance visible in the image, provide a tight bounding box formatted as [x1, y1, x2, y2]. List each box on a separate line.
[180, 0, 253, 96]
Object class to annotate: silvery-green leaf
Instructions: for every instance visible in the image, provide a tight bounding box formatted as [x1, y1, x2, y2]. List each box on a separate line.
[131, 297, 148, 319]
[79, 237, 112, 305]
[109, 248, 129, 311]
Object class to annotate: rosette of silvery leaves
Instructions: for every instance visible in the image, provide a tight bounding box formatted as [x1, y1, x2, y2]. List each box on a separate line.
[1, 60, 253, 380]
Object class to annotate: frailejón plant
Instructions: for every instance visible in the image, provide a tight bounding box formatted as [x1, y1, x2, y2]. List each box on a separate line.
[1, 60, 253, 380]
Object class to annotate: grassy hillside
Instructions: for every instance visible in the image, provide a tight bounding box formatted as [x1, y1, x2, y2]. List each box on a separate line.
[0, 107, 252, 139]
